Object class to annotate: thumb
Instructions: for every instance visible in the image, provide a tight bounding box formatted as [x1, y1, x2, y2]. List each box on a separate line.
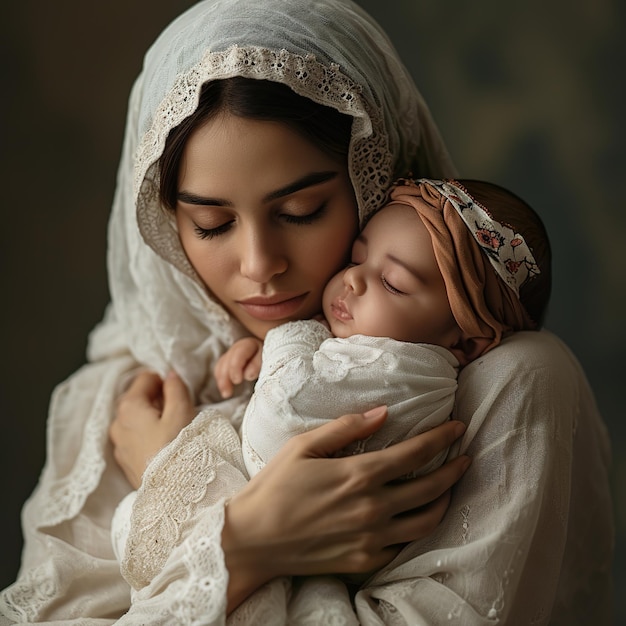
[161, 371, 196, 425]
[125, 370, 163, 401]
[302, 406, 388, 458]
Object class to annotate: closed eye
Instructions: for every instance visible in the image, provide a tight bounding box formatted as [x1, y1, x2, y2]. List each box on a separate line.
[281, 202, 327, 225]
[381, 275, 406, 295]
[193, 222, 233, 240]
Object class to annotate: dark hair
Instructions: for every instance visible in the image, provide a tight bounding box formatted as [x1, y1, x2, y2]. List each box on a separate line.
[159, 77, 353, 210]
[457, 179, 552, 327]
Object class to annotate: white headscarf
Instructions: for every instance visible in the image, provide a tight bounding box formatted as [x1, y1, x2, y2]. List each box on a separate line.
[91, 0, 456, 405]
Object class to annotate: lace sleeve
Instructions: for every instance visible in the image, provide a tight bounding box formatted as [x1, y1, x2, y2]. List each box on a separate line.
[111, 491, 137, 563]
[120, 409, 248, 594]
[117, 500, 230, 624]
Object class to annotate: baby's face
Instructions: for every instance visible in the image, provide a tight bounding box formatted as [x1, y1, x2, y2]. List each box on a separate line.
[322, 203, 461, 347]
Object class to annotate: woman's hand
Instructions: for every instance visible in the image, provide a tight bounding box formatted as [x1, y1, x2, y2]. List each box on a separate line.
[222, 407, 470, 612]
[109, 371, 196, 488]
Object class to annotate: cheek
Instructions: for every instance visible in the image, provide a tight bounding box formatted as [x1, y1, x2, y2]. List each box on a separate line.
[321, 215, 358, 267]
[294, 208, 356, 281]
[322, 271, 344, 307]
[178, 231, 226, 291]
[364, 298, 400, 336]
[414, 299, 460, 345]
[313, 240, 352, 295]
[196, 255, 228, 294]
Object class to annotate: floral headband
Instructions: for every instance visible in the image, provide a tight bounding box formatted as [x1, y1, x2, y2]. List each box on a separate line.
[418, 178, 541, 296]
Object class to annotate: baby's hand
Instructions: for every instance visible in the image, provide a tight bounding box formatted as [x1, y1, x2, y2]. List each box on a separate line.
[215, 337, 263, 398]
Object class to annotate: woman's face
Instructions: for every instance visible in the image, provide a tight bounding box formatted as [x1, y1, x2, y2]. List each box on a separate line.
[175, 112, 359, 338]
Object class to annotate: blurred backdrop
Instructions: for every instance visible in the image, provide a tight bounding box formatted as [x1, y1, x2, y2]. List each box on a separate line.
[2, 0, 624, 620]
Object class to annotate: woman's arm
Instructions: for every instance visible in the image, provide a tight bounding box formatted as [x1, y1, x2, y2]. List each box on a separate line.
[109, 374, 469, 614]
[222, 409, 469, 612]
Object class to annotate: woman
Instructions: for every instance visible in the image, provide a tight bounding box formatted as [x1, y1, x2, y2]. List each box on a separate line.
[0, 0, 613, 624]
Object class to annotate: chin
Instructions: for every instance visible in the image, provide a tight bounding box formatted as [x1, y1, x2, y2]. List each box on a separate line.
[329, 324, 351, 339]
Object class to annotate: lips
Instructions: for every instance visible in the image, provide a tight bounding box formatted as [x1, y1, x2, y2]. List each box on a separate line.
[329, 298, 352, 321]
[237, 292, 308, 321]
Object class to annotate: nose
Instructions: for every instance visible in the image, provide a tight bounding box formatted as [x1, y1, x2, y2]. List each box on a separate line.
[343, 264, 366, 295]
[240, 229, 289, 283]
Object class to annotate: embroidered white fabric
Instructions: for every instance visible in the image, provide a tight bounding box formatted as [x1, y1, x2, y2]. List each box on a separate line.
[0, 0, 613, 624]
[241, 320, 458, 477]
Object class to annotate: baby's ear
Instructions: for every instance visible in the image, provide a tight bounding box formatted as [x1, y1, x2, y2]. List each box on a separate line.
[449, 336, 492, 367]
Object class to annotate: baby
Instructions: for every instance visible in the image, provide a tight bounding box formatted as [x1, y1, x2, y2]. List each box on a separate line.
[215, 178, 550, 478]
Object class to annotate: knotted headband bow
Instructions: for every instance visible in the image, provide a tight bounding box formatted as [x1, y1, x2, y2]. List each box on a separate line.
[420, 179, 540, 295]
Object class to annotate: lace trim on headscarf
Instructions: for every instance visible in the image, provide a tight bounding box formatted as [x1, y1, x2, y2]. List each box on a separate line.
[135, 45, 391, 280]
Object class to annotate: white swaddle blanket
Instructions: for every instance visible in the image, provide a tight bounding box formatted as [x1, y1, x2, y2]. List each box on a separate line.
[242, 320, 459, 477]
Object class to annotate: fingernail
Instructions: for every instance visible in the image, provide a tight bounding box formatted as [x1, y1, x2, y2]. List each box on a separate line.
[166, 370, 179, 380]
[460, 455, 472, 471]
[363, 406, 387, 419]
[453, 421, 466, 437]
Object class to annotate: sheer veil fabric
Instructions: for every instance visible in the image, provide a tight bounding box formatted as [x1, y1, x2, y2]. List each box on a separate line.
[0, 0, 613, 624]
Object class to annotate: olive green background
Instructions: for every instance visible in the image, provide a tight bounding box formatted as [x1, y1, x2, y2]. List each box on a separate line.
[2, 1, 624, 619]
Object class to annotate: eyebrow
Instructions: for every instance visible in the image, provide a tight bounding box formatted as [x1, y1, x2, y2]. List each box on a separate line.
[177, 170, 339, 206]
[356, 233, 422, 280]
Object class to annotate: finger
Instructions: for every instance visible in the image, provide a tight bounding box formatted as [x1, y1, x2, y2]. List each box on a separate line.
[108, 416, 123, 444]
[228, 350, 250, 385]
[384, 491, 451, 546]
[124, 370, 164, 403]
[161, 371, 196, 425]
[292, 407, 388, 458]
[214, 353, 226, 381]
[214, 355, 234, 399]
[386, 454, 471, 516]
[115, 372, 163, 422]
[218, 377, 234, 399]
[365, 421, 467, 484]
[243, 356, 261, 382]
